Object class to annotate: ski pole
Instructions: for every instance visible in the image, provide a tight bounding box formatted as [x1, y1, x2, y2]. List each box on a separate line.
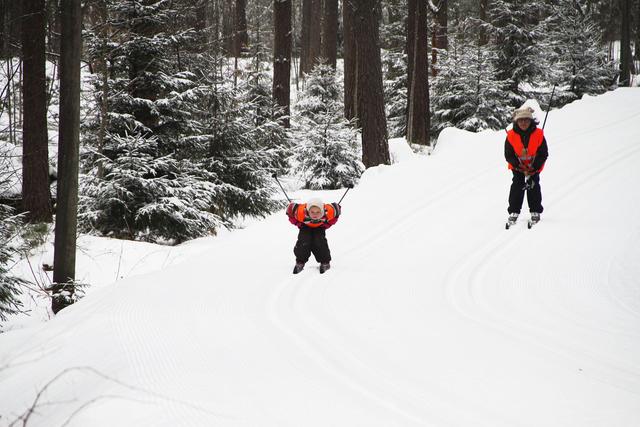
[542, 84, 556, 130]
[338, 185, 353, 205]
[272, 173, 292, 203]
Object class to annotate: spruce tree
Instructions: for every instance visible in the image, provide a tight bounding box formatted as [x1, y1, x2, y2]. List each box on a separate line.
[542, 0, 616, 100]
[432, 21, 511, 132]
[80, 1, 284, 242]
[489, 0, 545, 106]
[293, 63, 364, 189]
[0, 205, 25, 321]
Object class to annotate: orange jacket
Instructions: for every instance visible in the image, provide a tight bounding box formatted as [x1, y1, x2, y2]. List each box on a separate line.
[506, 128, 546, 172]
[287, 203, 340, 229]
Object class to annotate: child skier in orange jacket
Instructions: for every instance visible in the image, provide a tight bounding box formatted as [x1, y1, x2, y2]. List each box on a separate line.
[286, 198, 341, 274]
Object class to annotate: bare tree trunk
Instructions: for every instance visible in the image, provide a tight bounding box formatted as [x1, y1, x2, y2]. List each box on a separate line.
[406, 0, 416, 111]
[407, 0, 430, 146]
[352, 0, 389, 167]
[322, 0, 338, 68]
[222, 0, 234, 55]
[273, 0, 292, 127]
[620, 0, 631, 86]
[22, 0, 52, 223]
[343, 0, 356, 120]
[634, 0, 640, 61]
[308, 0, 322, 69]
[479, 0, 489, 46]
[52, 0, 81, 314]
[430, 0, 447, 77]
[234, 0, 248, 57]
[300, 0, 311, 76]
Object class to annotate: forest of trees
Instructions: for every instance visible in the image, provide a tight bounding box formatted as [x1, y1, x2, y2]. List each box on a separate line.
[0, 0, 637, 316]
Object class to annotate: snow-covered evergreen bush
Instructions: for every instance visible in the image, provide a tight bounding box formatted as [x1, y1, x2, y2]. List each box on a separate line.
[80, 1, 284, 243]
[542, 0, 616, 100]
[488, 0, 545, 106]
[383, 50, 408, 138]
[0, 205, 25, 321]
[432, 21, 511, 132]
[292, 63, 364, 190]
[79, 132, 223, 243]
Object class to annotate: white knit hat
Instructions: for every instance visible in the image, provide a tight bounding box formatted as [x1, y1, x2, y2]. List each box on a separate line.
[307, 198, 324, 211]
[512, 106, 534, 122]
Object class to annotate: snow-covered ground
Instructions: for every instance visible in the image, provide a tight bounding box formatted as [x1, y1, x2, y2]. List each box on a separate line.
[1, 88, 640, 426]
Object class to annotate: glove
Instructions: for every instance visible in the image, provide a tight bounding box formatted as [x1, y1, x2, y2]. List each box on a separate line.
[286, 203, 298, 217]
[520, 165, 534, 176]
[331, 202, 341, 217]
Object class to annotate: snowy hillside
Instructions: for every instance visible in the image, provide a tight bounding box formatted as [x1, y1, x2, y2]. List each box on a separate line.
[1, 88, 640, 426]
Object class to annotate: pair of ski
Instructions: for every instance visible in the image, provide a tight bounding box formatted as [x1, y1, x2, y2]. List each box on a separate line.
[505, 215, 539, 230]
[293, 263, 330, 275]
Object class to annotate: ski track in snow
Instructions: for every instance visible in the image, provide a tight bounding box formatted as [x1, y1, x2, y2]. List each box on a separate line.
[2, 90, 640, 426]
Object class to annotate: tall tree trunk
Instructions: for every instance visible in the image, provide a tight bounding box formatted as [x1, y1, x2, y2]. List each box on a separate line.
[430, 0, 447, 77]
[352, 0, 389, 167]
[234, 0, 248, 57]
[308, 0, 322, 70]
[343, 0, 356, 120]
[222, 0, 234, 55]
[406, 0, 416, 112]
[635, 0, 640, 60]
[22, 0, 52, 223]
[479, 0, 489, 46]
[407, 0, 430, 145]
[619, 0, 631, 86]
[273, 0, 292, 127]
[322, 0, 338, 68]
[300, 0, 311, 76]
[52, 0, 81, 314]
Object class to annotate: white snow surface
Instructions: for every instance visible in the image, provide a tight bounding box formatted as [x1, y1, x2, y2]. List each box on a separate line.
[2, 88, 640, 426]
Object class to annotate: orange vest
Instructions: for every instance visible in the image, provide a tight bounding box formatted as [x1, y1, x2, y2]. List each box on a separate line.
[507, 128, 545, 171]
[294, 203, 337, 228]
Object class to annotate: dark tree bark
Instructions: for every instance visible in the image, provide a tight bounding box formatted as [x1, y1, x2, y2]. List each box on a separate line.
[308, 0, 322, 70]
[342, 0, 356, 120]
[300, 0, 311, 76]
[22, 0, 52, 223]
[635, 0, 640, 60]
[352, 0, 389, 167]
[52, 0, 81, 314]
[1, 0, 22, 58]
[430, 0, 447, 77]
[322, 0, 338, 68]
[479, 0, 489, 46]
[234, 0, 248, 57]
[222, 0, 234, 55]
[406, 0, 416, 107]
[407, 0, 430, 146]
[273, 0, 292, 127]
[620, 0, 632, 86]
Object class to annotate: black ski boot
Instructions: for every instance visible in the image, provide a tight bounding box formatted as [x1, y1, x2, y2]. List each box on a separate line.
[528, 212, 540, 229]
[319, 263, 331, 274]
[293, 261, 305, 274]
[506, 212, 519, 229]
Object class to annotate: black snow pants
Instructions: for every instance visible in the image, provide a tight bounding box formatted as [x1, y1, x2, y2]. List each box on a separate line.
[294, 227, 331, 264]
[508, 171, 544, 214]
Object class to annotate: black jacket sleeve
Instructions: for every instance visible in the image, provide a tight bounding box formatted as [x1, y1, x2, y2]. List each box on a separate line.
[504, 138, 521, 170]
[531, 137, 548, 171]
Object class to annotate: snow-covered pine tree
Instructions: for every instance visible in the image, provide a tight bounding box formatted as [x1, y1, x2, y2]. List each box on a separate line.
[488, 0, 545, 107]
[293, 63, 364, 189]
[383, 50, 408, 138]
[238, 36, 291, 176]
[381, 1, 408, 138]
[81, 0, 283, 242]
[0, 204, 25, 321]
[432, 20, 511, 132]
[542, 0, 616, 101]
